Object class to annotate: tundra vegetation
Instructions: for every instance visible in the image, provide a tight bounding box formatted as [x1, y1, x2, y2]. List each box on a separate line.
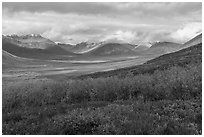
[2, 44, 202, 135]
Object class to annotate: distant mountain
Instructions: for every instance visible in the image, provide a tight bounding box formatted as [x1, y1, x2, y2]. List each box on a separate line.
[85, 43, 136, 56]
[138, 42, 182, 55]
[74, 42, 92, 53]
[57, 42, 105, 54]
[79, 42, 202, 79]
[133, 45, 150, 52]
[180, 33, 202, 49]
[2, 36, 76, 60]
[9, 34, 55, 48]
[76, 42, 106, 54]
[150, 42, 181, 48]
[57, 43, 75, 52]
[137, 42, 152, 48]
[3, 33, 201, 60]
[5, 34, 56, 49]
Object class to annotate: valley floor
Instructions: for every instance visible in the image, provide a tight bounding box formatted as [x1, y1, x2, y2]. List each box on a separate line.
[3, 55, 156, 82]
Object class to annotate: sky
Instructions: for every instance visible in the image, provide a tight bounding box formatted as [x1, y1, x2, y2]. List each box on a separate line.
[2, 2, 202, 45]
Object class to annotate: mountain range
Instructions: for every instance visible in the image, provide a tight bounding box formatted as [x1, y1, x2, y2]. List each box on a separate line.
[79, 41, 202, 79]
[2, 35, 77, 60]
[5, 34, 56, 49]
[2, 33, 202, 60]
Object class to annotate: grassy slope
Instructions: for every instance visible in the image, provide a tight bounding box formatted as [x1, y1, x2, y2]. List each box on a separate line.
[2, 39, 76, 60]
[2, 43, 202, 135]
[137, 42, 182, 56]
[78, 43, 201, 79]
[3, 63, 202, 135]
[85, 43, 137, 56]
[180, 33, 202, 49]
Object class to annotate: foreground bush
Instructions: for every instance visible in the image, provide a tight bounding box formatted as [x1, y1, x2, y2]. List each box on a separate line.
[2, 64, 202, 134]
[4, 64, 201, 109]
[3, 100, 201, 134]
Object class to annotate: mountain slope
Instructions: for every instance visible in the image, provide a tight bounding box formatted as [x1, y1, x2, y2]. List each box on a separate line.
[2, 50, 33, 69]
[79, 43, 201, 79]
[180, 33, 202, 49]
[85, 43, 137, 56]
[57, 43, 75, 52]
[3, 50, 21, 68]
[58, 42, 106, 54]
[150, 42, 181, 49]
[133, 45, 149, 52]
[2, 37, 76, 60]
[138, 42, 182, 55]
[6, 34, 56, 49]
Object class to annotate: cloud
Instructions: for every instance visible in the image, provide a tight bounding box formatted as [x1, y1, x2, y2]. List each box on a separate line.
[3, 2, 201, 19]
[170, 22, 202, 43]
[101, 30, 137, 43]
[2, 2, 202, 44]
[2, 2, 115, 15]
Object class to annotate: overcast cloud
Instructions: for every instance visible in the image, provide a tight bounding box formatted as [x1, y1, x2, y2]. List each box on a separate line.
[2, 2, 202, 44]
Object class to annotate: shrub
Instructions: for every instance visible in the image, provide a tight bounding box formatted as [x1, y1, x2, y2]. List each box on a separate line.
[2, 63, 202, 134]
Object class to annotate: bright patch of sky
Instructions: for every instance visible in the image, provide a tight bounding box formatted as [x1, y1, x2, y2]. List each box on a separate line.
[2, 2, 202, 44]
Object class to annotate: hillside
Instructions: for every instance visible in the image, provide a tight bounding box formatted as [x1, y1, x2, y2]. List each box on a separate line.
[58, 42, 106, 54]
[2, 50, 24, 69]
[180, 33, 202, 49]
[78, 43, 201, 79]
[137, 42, 182, 56]
[57, 43, 75, 52]
[2, 38, 76, 60]
[3, 41, 202, 135]
[6, 34, 56, 49]
[150, 42, 181, 48]
[86, 43, 137, 56]
[2, 50, 43, 69]
[133, 45, 149, 52]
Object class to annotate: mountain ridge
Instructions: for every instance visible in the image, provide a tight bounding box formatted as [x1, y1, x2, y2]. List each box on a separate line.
[3, 33, 202, 59]
[4, 34, 56, 49]
[2, 36, 77, 60]
[180, 33, 202, 49]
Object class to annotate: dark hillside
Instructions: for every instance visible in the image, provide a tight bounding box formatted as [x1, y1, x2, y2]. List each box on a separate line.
[86, 43, 136, 56]
[79, 43, 202, 79]
[180, 33, 202, 49]
[2, 39, 76, 60]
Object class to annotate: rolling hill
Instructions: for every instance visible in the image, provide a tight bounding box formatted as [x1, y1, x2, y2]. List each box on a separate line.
[2, 36, 77, 60]
[137, 42, 182, 56]
[6, 34, 56, 49]
[85, 43, 137, 56]
[58, 42, 106, 54]
[133, 45, 150, 52]
[57, 43, 75, 52]
[2, 50, 23, 68]
[78, 42, 202, 79]
[2, 50, 37, 69]
[180, 33, 202, 49]
[3, 33, 202, 61]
